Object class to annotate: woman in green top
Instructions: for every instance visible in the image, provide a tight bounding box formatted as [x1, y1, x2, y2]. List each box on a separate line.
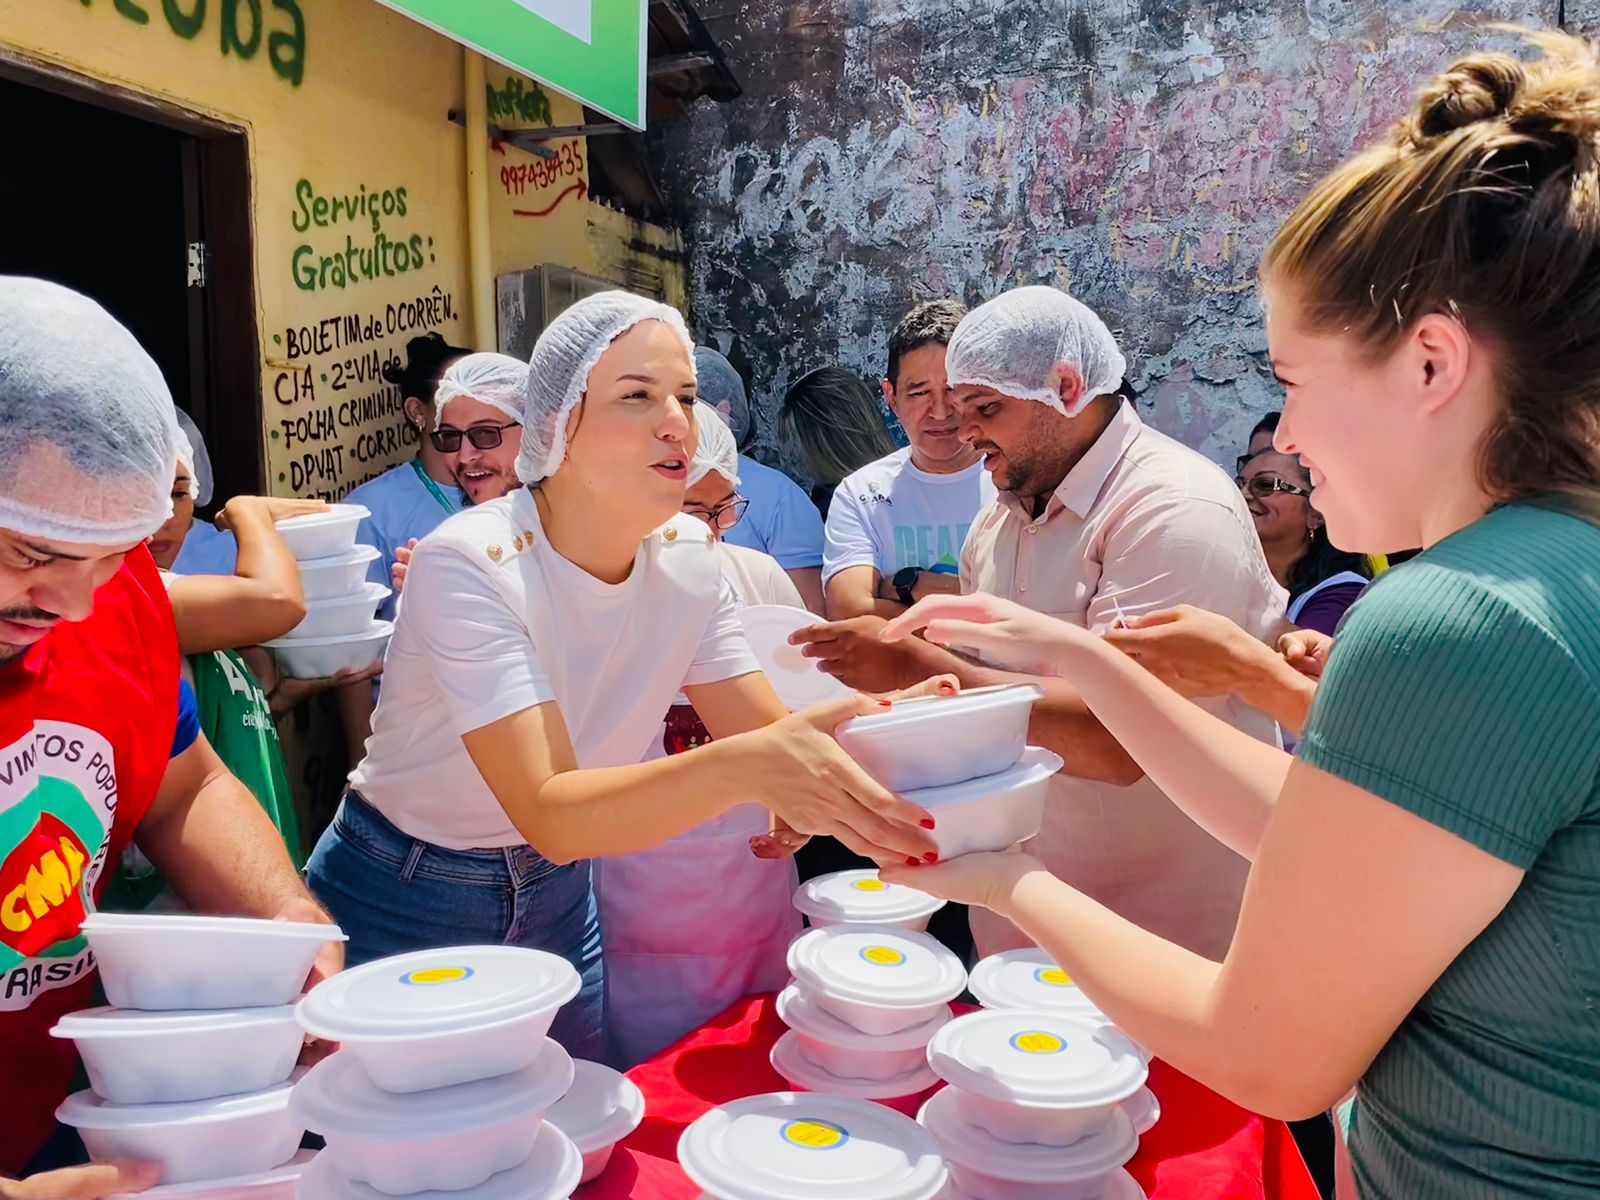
[108, 430, 329, 908]
[878, 30, 1600, 1200]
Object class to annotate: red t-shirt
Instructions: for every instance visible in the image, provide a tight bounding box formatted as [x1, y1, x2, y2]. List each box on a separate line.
[0, 547, 179, 1174]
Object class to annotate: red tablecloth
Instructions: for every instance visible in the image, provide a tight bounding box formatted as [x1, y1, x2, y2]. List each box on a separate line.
[578, 996, 1319, 1199]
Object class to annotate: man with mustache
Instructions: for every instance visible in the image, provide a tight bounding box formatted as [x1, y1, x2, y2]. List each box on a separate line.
[796, 286, 1285, 960]
[0, 278, 339, 1198]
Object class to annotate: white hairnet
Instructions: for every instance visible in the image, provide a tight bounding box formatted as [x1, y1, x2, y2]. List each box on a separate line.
[944, 285, 1127, 417]
[0, 277, 180, 544]
[517, 291, 695, 484]
[693, 347, 751, 444]
[173, 409, 214, 507]
[434, 351, 530, 427]
[687, 401, 740, 487]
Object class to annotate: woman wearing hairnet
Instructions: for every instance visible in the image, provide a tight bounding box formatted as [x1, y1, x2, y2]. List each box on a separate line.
[306, 293, 942, 1060]
[597, 402, 808, 1065]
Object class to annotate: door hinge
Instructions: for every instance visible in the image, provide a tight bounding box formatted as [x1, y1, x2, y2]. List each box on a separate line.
[187, 242, 208, 289]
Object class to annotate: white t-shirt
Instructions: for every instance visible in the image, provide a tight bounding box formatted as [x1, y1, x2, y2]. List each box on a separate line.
[349, 489, 759, 850]
[823, 449, 996, 585]
[718, 542, 805, 609]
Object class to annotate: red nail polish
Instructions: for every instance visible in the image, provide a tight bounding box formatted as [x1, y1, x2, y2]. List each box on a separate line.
[905, 857, 920, 866]
[923, 851, 939, 863]
[920, 818, 937, 829]
[878, 699, 893, 708]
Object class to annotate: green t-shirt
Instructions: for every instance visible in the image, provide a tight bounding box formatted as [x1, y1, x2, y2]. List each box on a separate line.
[107, 650, 300, 911]
[1300, 501, 1600, 1199]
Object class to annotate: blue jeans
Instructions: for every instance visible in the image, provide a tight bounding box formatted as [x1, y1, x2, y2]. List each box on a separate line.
[306, 793, 605, 1061]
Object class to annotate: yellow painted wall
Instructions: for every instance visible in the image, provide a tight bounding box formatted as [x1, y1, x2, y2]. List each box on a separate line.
[0, 0, 688, 501]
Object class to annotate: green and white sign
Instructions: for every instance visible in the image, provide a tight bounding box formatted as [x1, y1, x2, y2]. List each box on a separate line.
[374, 0, 648, 129]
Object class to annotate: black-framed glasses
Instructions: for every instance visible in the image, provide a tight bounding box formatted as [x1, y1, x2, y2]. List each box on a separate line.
[1236, 472, 1311, 501]
[685, 494, 750, 532]
[429, 421, 520, 453]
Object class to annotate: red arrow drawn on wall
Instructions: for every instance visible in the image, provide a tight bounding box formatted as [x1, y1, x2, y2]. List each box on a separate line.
[513, 179, 587, 218]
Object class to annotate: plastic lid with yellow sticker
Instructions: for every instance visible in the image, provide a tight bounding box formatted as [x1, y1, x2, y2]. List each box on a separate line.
[926, 1009, 1147, 1109]
[786, 925, 966, 1010]
[297, 945, 580, 1041]
[967, 947, 1109, 1021]
[678, 1092, 947, 1200]
[792, 869, 945, 926]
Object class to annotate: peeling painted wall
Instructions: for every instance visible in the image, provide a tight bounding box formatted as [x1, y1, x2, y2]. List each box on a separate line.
[659, 2, 1572, 470]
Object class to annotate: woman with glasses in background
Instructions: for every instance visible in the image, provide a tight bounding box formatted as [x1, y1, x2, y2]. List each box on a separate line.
[1236, 446, 1371, 637]
[598, 402, 807, 1067]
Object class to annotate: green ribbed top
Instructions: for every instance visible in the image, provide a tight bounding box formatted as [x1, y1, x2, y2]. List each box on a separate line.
[1301, 501, 1600, 1199]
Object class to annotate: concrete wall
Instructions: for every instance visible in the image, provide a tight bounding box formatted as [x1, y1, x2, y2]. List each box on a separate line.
[659, 1, 1574, 470]
[1, 0, 689, 501]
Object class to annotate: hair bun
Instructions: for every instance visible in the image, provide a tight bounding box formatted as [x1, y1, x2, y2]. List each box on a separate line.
[1416, 55, 1526, 137]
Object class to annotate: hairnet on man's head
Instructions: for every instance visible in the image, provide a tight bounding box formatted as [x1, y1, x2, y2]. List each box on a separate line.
[0, 277, 180, 544]
[435, 352, 530, 428]
[944, 285, 1127, 417]
[687, 401, 740, 488]
[517, 291, 694, 485]
[693, 346, 751, 444]
[173, 408, 214, 507]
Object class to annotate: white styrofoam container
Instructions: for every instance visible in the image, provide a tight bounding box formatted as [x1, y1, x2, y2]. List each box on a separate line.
[928, 1011, 1147, 1147]
[265, 621, 391, 681]
[787, 925, 967, 1037]
[58, 1075, 304, 1186]
[792, 870, 945, 932]
[293, 1125, 582, 1200]
[834, 684, 1041, 792]
[290, 1042, 573, 1195]
[106, 1150, 315, 1200]
[295, 546, 381, 602]
[920, 1087, 1141, 1200]
[901, 748, 1063, 860]
[285, 583, 390, 640]
[679, 1093, 947, 1200]
[295, 945, 581, 1093]
[1123, 1087, 1160, 1136]
[776, 984, 949, 1083]
[52, 1006, 302, 1105]
[545, 1059, 646, 1184]
[770, 1030, 940, 1101]
[80, 914, 345, 1011]
[275, 505, 369, 561]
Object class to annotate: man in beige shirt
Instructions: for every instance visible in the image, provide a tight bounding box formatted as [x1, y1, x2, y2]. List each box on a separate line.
[796, 286, 1284, 959]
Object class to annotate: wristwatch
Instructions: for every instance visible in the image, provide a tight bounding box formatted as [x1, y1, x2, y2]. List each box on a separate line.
[892, 566, 922, 607]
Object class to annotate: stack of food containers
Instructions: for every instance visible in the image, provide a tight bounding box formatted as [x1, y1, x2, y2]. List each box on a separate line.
[833, 686, 1061, 860]
[543, 1060, 647, 1186]
[791, 869, 946, 933]
[679, 1092, 948, 1200]
[263, 504, 392, 680]
[772, 924, 964, 1105]
[53, 913, 347, 1199]
[290, 946, 585, 1200]
[920, 1008, 1149, 1200]
[968, 948, 1159, 1134]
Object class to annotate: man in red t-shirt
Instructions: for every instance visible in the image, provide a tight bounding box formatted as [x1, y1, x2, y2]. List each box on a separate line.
[0, 279, 341, 1200]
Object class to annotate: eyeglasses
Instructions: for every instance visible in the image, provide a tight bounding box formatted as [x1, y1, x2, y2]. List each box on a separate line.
[685, 495, 750, 532]
[429, 422, 520, 453]
[1236, 472, 1311, 501]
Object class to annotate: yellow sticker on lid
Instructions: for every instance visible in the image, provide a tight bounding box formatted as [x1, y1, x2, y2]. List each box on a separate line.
[1011, 1030, 1067, 1055]
[781, 1120, 849, 1150]
[851, 879, 888, 892]
[860, 945, 906, 967]
[401, 966, 473, 986]
[1036, 967, 1074, 987]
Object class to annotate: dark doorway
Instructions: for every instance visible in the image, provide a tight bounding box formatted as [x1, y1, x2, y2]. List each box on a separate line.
[0, 54, 262, 510]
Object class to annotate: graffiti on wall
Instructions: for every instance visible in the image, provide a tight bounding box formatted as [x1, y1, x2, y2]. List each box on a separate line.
[290, 178, 437, 293]
[269, 284, 459, 500]
[78, 0, 307, 85]
[661, 1, 1558, 467]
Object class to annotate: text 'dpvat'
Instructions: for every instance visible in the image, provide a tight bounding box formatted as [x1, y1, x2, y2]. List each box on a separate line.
[269, 286, 459, 501]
